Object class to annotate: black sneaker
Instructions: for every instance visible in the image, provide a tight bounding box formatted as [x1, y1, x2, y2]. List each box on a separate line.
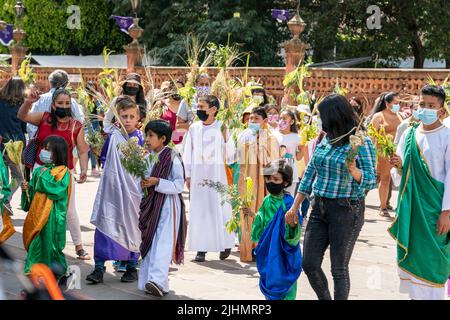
[145, 281, 163, 297]
[86, 269, 104, 284]
[194, 252, 206, 262]
[219, 248, 231, 260]
[120, 269, 138, 283]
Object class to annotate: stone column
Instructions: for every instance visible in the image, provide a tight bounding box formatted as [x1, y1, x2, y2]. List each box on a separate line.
[282, 13, 309, 104]
[10, 28, 27, 74]
[124, 18, 144, 73]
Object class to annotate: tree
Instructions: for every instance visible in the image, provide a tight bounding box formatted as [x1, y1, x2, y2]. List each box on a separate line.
[0, 0, 127, 55]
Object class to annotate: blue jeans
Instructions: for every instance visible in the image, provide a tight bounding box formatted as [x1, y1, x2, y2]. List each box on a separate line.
[295, 179, 311, 218]
[95, 259, 138, 273]
[88, 150, 97, 170]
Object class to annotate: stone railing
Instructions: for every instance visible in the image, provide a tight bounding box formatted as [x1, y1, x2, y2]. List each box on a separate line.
[1, 66, 448, 110]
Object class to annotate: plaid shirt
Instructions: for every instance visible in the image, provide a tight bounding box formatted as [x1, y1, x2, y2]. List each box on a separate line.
[298, 137, 377, 199]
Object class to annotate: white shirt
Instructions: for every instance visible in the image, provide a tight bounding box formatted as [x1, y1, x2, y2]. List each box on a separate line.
[27, 88, 84, 137]
[397, 124, 450, 211]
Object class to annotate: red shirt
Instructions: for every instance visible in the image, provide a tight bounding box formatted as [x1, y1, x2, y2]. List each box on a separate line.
[160, 105, 183, 145]
[35, 112, 83, 170]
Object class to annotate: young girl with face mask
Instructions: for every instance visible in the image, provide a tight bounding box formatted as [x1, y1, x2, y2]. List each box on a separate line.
[21, 135, 72, 281]
[274, 109, 303, 196]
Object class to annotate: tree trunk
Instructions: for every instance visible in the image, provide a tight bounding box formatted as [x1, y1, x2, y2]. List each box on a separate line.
[411, 36, 425, 69]
[446, 59, 450, 69]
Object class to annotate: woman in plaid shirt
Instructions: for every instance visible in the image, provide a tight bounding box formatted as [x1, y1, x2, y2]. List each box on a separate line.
[285, 94, 377, 300]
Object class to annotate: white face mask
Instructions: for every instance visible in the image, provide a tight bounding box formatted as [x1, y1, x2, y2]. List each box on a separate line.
[253, 95, 264, 106]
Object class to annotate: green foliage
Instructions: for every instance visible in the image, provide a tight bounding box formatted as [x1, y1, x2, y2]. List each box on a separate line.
[0, 0, 127, 55]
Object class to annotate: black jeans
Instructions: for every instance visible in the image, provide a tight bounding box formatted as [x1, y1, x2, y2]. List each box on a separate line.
[302, 196, 365, 300]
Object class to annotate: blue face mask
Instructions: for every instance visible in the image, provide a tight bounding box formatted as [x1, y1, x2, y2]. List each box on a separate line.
[39, 150, 53, 164]
[416, 108, 439, 125]
[391, 104, 400, 113]
[412, 110, 420, 120]
[248, 122, 261, 133]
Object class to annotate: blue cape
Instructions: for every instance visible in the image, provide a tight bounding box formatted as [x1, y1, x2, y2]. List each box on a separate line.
[254, 194, 303, 300]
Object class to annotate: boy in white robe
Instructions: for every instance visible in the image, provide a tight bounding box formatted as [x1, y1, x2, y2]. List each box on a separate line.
[183, 95, 235, 262]
[390, 85, 450, 300]
[138, 120, 186, 297]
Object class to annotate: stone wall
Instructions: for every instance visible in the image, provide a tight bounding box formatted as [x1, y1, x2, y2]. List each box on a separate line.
[1, 66, 448, 111]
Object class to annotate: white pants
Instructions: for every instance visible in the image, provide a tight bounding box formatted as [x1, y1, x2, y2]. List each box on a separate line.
[32, 165, 82, 247]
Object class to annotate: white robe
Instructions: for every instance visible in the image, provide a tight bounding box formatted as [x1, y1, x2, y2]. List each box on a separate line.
[90, 128, 142, 253]
[138, 151, 184, 293]
[183, 120, 235, 252]
[395, 123, 450, 300]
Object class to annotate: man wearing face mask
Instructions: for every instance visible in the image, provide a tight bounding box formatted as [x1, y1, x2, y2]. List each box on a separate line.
[236, 107, 280, 262]
[27, 69, 84, 139]
[389, 85, 450, 300]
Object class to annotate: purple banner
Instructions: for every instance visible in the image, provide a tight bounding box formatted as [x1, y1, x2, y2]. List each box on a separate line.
[271, 9, 291, 22]
[0, 23, 13, 47]
[113, 15, 134, 34]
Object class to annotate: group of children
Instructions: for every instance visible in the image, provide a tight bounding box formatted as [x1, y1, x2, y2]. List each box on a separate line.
[0, 81, 448, 300]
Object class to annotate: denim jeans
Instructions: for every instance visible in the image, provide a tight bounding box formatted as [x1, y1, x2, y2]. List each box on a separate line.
[94, 259, 138, 273]
[88, 150, 97, 170]
[302, 196, 365, 300]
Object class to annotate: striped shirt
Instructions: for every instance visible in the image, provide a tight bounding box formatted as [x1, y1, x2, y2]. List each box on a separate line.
[298, 136, 377, 200]
[26, 88, 84, 138]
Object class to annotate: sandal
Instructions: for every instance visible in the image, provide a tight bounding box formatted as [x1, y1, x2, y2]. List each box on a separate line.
[76, 249, 91, 260]
[379, 209, 392, 219]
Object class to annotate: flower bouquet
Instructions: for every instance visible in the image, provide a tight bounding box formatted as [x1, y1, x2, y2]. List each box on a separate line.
[3, 140, 28, 201]
[117, 136, 151, 196]
[367, 123, 396, 158]
[200, 176, 254, 235]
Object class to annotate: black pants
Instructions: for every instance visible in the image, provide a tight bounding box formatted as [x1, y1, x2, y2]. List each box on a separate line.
[302, 196, 365, 300]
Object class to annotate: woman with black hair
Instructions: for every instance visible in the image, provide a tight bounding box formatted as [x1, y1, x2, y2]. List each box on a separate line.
[251, 86, 269, 107]
[160, 80, 185, 146]
[18, 86, 91, 260]
[285, 94, 377, 300]
[370, 92, 403, 218]
[0, 76, 27, 214]
[103, 73, 148, 128]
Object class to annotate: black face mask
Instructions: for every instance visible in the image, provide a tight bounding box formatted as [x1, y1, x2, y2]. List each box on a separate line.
[54, 107, 72, 118]
[265, 182, 285, 195]
[124, 86, 139, 96]
[197, 109, 209, 122]
[171, 93, 182, 101]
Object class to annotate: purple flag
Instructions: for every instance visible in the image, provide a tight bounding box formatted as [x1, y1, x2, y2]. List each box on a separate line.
[271, 9, 291, 22]
[113, 15, 134, 34]
[0, 23, 13, 47]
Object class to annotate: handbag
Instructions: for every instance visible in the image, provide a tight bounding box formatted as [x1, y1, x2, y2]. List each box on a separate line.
[23, 127, 40, 169]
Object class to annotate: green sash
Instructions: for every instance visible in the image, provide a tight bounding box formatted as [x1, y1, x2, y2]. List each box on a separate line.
[388, 126, 450, 286]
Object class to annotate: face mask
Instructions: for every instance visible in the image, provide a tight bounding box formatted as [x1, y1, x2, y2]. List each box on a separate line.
[196, 109, 209, 122]
[391, 104, 400, 113]
[39, 150, 53, 164]
[253, 96, 264, 106]
[124, 86, 139, 96]
[196, 86, 211, 97]
[265, 182, 285, 195]
[416, 108, 439, 125]
[278, 120, 290, 131]
[248, 123, 261, 133]
[54, 107, 72, 118]
[412, 110, 420, 120]
[268, 114, 279, 124]
[171, 93, 182, 101]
